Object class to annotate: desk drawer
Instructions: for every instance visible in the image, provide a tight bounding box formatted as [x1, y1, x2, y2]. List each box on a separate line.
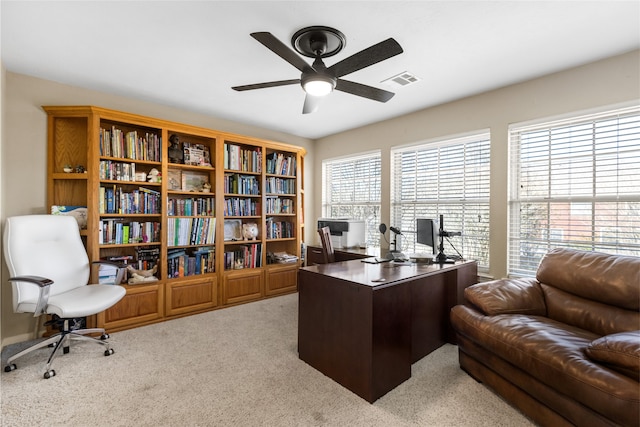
[306, 247, 325, 266]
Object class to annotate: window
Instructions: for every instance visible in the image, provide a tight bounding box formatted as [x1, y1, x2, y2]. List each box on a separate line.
[322, 151, 381, 248]
[391, 133, 491, 271]
[508, 105, 640, 276]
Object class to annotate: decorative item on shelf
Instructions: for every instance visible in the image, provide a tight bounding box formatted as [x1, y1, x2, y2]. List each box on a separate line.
[234, 259, 244, 270]
[224, 219, 242, 241]
[75, 165, 85, 173]
[63, 164, 73, 173]
[182, 171, 208, 192]
[202, 182, 211, 193]
[126, 265, 158, 284]
[51, 205, 88, 229]
[135, 172, 147, 182]
[168, 134, 184, 164]
[242, 222, 258, 240]
[147, 168, 161, 183]
[183, 142, 211, 167]
[167, 170, 182, 190]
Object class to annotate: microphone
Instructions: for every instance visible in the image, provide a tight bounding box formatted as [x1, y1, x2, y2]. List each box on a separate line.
[379, 224, 387, 234]
[389, 226, 403, 235]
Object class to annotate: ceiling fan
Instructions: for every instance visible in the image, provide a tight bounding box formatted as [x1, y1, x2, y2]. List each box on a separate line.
[232, 26, 403, 114]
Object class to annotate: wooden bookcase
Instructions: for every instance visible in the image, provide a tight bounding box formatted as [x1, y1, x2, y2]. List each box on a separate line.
[45, 106, 305, 332]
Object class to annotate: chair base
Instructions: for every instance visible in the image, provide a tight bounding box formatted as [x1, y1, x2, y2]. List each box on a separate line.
[4, 318, 115, 379]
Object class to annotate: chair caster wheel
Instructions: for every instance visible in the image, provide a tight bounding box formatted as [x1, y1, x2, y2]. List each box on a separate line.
[100, 333, 110, 340]
[104, 348, 115, 356]
[4, 364, 17, 372]
[44, 369, 56, 379]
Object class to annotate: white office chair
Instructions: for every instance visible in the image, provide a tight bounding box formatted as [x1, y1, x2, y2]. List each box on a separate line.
[3, 215, 126, 379]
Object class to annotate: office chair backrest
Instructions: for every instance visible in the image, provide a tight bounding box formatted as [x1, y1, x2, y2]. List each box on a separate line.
[3, 215, 90, 313]
[317, 226, 335, 263]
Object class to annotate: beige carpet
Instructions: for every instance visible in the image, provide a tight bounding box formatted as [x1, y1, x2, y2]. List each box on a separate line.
[1, 293, 534, 426]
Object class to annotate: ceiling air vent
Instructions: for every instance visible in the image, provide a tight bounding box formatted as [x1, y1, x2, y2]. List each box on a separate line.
[381, 71, 421, 89]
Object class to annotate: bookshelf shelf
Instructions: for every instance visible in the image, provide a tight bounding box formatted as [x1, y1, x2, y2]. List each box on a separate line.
[45, 105, 305, 332]
[52, 173, 88, 180]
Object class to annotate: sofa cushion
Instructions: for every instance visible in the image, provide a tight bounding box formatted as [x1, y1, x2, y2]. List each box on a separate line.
[543, 284, 640, 336]
[586, 331, 640, 380]
[464, 278, 546, 316]
[536, 248, 640, 311]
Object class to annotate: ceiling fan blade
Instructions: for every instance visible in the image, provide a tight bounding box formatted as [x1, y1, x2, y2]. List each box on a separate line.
[302, 94, 323, 114]
[251, 32, 313, 73]
[327, 38, 403, 78]
[335, 79, 395, 102]
[232, 79, 300, 91]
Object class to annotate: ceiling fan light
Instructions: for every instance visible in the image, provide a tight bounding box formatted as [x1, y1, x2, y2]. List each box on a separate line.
[303, 76, 335, 97]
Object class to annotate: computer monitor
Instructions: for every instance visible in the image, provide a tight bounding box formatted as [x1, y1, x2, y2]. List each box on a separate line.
[416, 218, 439, 255]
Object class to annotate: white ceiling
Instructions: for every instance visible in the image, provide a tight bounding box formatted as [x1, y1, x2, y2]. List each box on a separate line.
[2, 1, 639, 139]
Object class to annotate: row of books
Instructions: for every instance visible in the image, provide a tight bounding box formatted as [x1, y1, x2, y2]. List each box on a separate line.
[99, 186, 161, 214]
[265, 197, 294, 214]
[265, 219, 294, 239]
[223, 243, 262, 270]
[167, 217, 216, 247]
[99, 160, 140, 182]
[167, 197, 214, 216]
[224, 173, 260, 195]
[99, 220, 161, 245]
[224, 143, 262, 172]
[266, 152, 296, 176]
[167, 247, 215, 278]
[224, 197, 259, 217]
[265, 176, 296, 194]
[99, 126, 162, 162]
[136, 247, 160, 268]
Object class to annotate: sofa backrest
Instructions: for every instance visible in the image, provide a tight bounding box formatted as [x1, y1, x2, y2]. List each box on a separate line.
[536, 248, 640, 336]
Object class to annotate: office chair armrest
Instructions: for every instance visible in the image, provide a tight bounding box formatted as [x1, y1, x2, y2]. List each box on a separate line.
[8, 275, 54, 287]
[8, 276, 53, 316]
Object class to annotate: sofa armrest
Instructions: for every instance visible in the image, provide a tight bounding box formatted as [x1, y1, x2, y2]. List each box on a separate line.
[586, 331, 640, 380]
[464, 278, 546, 316]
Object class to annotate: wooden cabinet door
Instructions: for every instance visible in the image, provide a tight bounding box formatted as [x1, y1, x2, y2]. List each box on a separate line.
[265, 264, 298, 296]
[223, 269, 263, 305]
[166, 275, 217, 316]
[98, 282, 163, 332]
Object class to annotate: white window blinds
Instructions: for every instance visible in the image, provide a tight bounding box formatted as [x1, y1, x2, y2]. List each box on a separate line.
[322, 152, 381, 248]
[508, 105, 640, 276]
[391, 133, 491, 270]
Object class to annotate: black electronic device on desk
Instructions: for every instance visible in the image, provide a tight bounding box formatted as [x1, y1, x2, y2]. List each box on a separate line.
[380, 224, 407, 261]
[416, 215, 463, 264]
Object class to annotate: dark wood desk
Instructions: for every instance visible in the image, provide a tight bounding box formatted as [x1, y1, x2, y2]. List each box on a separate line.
[298, 258, 477, 402]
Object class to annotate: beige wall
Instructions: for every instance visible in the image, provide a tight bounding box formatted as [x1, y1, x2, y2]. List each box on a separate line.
[0, 73, 314, 347]
[314, 49, 640, 280]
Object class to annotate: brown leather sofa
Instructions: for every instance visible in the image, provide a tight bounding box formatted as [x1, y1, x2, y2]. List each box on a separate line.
[451, 248, 639, 427]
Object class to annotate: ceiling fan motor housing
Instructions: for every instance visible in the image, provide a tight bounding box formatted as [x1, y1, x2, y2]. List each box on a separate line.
[292, 26, 346, 58]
